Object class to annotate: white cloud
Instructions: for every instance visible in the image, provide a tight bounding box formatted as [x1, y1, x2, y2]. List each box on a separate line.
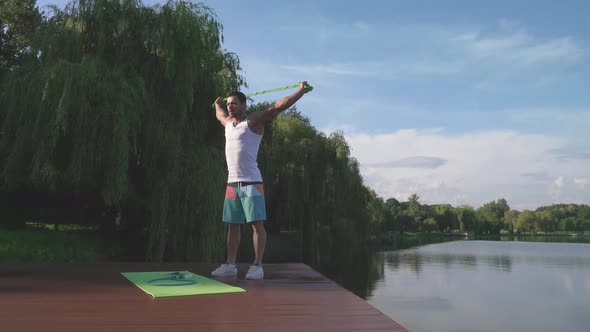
[452, 25, 582, 66]
[365, 156, 447, 169]
[550, 176, 565, 199]
[554, 176, 566, 187]
[271, 19, 584, 86]
[280, 63, 378, 78]
[278, 19, 374, 42]
[340, 128, 590, 210]
[279, 57, 459, 82]
[353, 22, 373, 34]
[574, 177, 590, 189]
[508, 109, 590, 125]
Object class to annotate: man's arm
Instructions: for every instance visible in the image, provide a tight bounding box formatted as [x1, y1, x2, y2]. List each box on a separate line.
[252, 81, 311, 124]
[214, 97, 230, 126]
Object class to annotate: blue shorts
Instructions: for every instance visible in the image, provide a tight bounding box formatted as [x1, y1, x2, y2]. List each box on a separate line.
[222, 182, 266, 224]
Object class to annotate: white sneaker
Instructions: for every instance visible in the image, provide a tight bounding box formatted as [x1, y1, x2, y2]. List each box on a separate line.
[211, 263, 237, 277]
[245, 265, 264, 280]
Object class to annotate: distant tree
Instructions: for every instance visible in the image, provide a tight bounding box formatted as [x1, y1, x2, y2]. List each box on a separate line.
[422, 218, 437, 233]
[535, 203, 590, 233]
[476, 198, 510, 234]
[382, 197, 400, 232]
[408, 193, 420, 206]
[516, 210, 537, 234]
[535, 210, 556, 233]
[406, 193, 425, 230]
[434, 204, 457, 232]
[456, 205, 476, 232]
[394, 201, 415, 234]
[560, 217, 575, 232]
[504, 210, 520, 233]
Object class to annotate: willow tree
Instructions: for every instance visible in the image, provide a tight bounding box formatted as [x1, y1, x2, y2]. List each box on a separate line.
[0, 0, 244, 261]
[249, 106, 371, 275]
[222, 103, 377, 293]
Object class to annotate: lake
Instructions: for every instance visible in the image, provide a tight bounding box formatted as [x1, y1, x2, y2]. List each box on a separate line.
[363, 239, 590, 332]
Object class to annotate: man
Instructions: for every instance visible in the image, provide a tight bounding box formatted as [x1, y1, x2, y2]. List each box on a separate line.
[211, 81, 311, 280]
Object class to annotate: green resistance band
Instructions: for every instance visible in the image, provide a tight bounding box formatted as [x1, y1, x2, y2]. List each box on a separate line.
[212, 83, 313, 108]
[148, 272, 198, 286]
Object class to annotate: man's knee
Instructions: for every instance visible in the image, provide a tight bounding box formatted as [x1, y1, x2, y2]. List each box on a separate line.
[228, 224, 241, 234]
[251, 221, 265, 233]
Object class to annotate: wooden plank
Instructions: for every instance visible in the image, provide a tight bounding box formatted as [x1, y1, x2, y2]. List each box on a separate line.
[0, 262, 408, 332]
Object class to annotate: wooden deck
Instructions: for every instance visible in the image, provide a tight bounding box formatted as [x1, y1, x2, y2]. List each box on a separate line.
[0, 262, 408, 332]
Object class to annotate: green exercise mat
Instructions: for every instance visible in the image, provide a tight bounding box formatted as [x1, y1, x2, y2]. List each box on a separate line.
[121, 271, 246, 298]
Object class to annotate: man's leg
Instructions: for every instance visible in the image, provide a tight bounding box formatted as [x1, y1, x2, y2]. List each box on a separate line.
[227, 224, 241, 265]
[213, 184, 244, 276]
[242, 183, 266, 279]
[251, 221, 266, 265]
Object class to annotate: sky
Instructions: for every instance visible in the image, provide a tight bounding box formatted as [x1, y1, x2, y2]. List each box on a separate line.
[36, 0, 590, 210]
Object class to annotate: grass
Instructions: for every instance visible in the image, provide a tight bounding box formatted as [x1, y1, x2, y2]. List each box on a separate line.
[24, 221, 99, 231]
[0, 227, 99, 262]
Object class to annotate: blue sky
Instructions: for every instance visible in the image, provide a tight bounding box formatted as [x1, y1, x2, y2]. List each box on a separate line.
[36, 0, 590, 210]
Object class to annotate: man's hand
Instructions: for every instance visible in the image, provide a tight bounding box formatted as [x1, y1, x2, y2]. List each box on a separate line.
[299, 81, 311, 93]
[214, 97, 225, 108]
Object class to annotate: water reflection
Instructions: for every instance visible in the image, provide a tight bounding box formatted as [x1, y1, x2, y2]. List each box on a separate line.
[310, 235, 386, 299]
[363, 238, 590, 332]
[385, 251, 513, 273]
[380, 240, 590, 276]
[387, 295, 453, 311]
[313, 235, 462, 298]
[311, 236, 590, 301]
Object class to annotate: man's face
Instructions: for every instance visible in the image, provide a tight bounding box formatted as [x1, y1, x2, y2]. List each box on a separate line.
[226, 96, 245, 118]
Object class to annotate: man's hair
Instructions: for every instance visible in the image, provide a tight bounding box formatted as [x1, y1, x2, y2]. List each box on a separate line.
[226, 91, 246, 104]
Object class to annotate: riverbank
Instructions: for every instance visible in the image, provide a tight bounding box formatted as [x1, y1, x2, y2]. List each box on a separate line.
[5, 225, 589, 263]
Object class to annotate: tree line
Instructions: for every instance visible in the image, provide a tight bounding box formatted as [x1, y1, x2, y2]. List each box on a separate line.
[367, 194, 590, 235]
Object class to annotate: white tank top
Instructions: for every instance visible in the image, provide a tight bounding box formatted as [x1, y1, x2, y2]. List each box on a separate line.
[225, 118, 263, 182]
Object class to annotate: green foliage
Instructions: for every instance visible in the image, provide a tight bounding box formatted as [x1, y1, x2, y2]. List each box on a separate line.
[433, 204, 457, 232]
[1, 0, 244, 261]
[373, 194, 588, 236]
[535, 209, 556, 233]
[366, 189, 385, 233]
[401, 194, 426, 232]
[456, 205, 476, 232]
[504, 210, 519, 233]
[516, 210, 537, 233]
[382, 197, 401, 232]
[0, 228, 97, 261]
[252, 107, 371, 267]
[475, 198, 510, 234]
[536, 203, 590, 234]
[422, 218, 437, 233]
[0, 0, 42, 76]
